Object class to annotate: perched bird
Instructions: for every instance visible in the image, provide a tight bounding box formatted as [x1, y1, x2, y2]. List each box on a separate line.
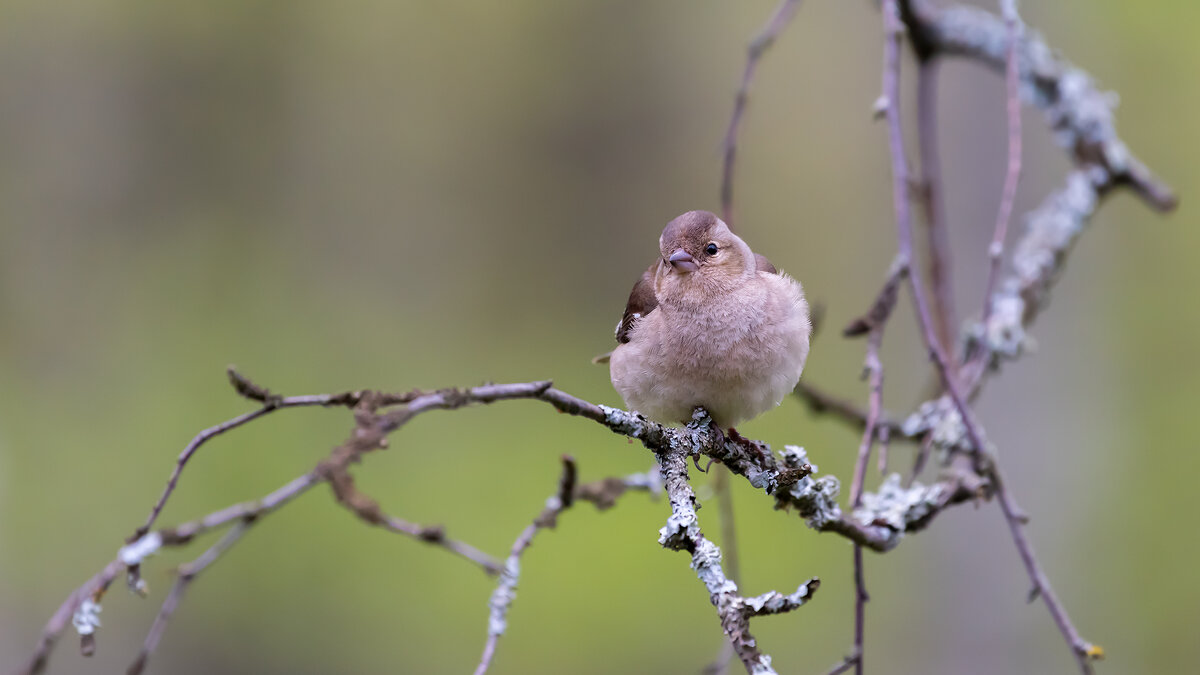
[607, 210, 811, 430]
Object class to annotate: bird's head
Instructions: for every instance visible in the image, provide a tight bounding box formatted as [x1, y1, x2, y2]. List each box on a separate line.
[654, 210, 756, 305]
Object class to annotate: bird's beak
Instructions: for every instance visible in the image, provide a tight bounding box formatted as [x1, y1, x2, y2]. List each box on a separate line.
[668, 249, 699, 273]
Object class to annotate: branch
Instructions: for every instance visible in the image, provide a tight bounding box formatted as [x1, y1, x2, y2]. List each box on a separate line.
[475, 458, 657, 675]
[23, 369, 1013, 675]
[915, 58, 956, 360]
[127, 520, 253, 675]
[900, 0, 1176, 212]
[843, 255, 905, 675]
[881, 2, 1099, 671]
[721, 0, 804, 227]
[793, 381, 905, 441]
[658, 442, 819, 674]
[327, 468, 503, 575]
[979, 0, 1023, 332]
[474, 456, 577, 675]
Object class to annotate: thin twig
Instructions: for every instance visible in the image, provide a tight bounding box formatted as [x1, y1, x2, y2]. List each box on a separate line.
[793, 381, 906, 440]
[474, 456, 578, 675]
[133, 396, 327, 541]
[127, 520, 253, 675]
[474, 458, 654, 675]
[852, 544, 867, 675]
[915, 58, 956, 361]
[845, 257, 903, 675]
[21, 470, 319, 675]
[899, 0, 1175, 212]
[381, 516, 503, 575]
[979, 0, 1023, 339]
[20, 560, 124, 675]
[880, 0, 988, 473]
[995, 471, 1101, 670]
[824, 652, 862, 675]
[721, 0, 804, 227]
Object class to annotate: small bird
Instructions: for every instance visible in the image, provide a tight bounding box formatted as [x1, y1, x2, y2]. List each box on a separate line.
[607, 210, 811, 430]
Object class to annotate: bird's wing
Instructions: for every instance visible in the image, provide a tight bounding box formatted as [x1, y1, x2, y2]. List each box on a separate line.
[615, 261, 660, 344]
[755, 253, 778, 275]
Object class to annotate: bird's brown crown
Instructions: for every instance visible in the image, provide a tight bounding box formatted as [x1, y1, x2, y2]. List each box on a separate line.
[658, 210, 724, 260]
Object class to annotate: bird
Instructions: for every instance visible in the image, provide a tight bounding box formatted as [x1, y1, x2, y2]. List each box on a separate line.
[606, 210, 811, 432]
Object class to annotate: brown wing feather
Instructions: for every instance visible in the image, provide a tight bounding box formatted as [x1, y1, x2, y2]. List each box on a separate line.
[615, 262, 660, 344]
[755, 253, 778, 275]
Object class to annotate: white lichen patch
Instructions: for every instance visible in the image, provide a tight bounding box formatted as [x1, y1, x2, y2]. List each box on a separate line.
[902, 397, 967, 450]
[118, 531, 163, 566]
[691, 539, 738, 597]
[780, 446, 841, 528]
[658, 505, 699, 550]
[854, 474, 947, 532]
[486, 557, 520, 637]
[72, 598, 102, 636]
[742, 580, 815, 615]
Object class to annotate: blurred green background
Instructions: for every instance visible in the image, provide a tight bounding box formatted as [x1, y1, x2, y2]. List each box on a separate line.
[1, 1, 1196, 673]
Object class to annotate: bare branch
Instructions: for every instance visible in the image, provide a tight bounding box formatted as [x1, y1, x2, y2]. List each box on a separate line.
[844, 255, 904, 675]
[127, 520, 253, 675]
[915, 58, 957, 361]
[978, 0, 1023, 359]
[721, 0, 804, 227]
[325, 467, 503, 575]
[882, 3, 1100, 671]
[658, 440, 818, 674]
[793, 381, 906, 441]
[21, 560, 123, 675]
[475, 458, 653, 675]
[823, 652, 862, 675]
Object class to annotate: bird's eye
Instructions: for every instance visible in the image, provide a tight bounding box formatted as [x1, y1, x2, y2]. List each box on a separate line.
[705, 243, 719, 256]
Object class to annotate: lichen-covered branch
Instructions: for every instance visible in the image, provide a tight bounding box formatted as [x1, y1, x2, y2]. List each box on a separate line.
[900, 0, 1176, 212]
[657, 442, 819, 674]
